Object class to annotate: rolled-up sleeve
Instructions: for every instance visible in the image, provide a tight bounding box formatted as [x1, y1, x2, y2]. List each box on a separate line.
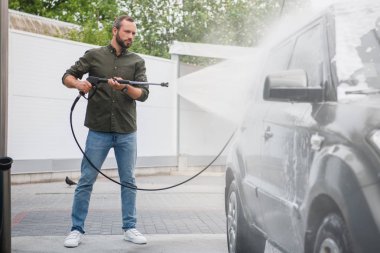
[62, 50, 92, 84]
[134, 59, 149, 102]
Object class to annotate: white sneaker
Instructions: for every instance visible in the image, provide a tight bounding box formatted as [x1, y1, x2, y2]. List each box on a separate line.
[124, 228, 147, 244]
[64, 230, 83, 248]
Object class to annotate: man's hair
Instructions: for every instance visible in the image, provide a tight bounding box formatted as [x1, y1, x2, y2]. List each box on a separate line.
[113, 15, 135, 30]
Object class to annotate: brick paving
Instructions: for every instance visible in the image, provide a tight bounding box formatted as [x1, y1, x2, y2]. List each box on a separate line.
[11, 174, 226, 237]
[12, 209, 225, 236]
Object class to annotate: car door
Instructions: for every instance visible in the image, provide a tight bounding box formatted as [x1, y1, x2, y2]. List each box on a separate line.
[259, 18, 328, 252]
[238, 97, 270, 230]
[260, 102, 310, 252]
[238, 38, 297, 231]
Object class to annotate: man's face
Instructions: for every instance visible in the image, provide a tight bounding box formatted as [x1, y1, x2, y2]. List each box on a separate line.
[114, 20, 137, 49]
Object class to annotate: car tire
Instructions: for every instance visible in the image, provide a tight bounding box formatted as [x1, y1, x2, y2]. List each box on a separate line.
[313, 213, 353, 253]
[227, 180, 263, 253]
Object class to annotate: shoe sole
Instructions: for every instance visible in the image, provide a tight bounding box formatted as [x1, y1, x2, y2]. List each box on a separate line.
[124, 237, 147, 245]
[64, 243, 79, 248]
[64, 240, 81, 248]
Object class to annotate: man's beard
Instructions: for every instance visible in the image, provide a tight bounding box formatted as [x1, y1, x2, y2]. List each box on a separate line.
[116, 31, 132, 49]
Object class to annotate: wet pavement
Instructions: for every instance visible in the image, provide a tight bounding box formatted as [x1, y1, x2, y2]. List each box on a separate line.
[10, 172, 228, 253]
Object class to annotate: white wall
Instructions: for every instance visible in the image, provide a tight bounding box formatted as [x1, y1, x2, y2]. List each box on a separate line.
[8, 30, 177, 173]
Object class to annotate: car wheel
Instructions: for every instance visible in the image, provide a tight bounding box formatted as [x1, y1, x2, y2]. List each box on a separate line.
[227, 180, 263, 253]
[313, 213, 353, 253]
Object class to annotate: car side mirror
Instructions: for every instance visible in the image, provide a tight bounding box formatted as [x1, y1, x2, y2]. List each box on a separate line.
[263, 69, 324, 103]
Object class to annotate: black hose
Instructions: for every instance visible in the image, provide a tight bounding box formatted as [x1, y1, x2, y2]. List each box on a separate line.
[70, 93, 235, 191]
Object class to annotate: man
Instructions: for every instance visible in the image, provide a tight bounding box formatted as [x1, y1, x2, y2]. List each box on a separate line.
[62, 15, 149, 248]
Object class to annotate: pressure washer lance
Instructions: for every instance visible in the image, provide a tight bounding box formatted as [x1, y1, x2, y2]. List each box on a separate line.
[70, 76, 235, 191]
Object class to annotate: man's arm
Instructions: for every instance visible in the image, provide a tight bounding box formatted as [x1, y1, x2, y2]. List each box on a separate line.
[107, 78, 143, 100]
[62, 49, 93, 93]
[63, 74, 92, 94]
[124, 85, 143, 100]
[132, 59, 149, 102]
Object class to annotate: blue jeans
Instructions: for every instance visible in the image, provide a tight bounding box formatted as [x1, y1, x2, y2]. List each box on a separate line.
[71, 130, 137, 234]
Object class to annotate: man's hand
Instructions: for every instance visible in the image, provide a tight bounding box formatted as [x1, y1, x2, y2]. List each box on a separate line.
[108, 77, 142, 99]
[63, 75, 92, 94]
[75, 80, 92, 94]
[108, 77, 127, 91]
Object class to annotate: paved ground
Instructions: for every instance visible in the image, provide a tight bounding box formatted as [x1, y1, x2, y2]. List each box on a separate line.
[10, 172, 228, 253]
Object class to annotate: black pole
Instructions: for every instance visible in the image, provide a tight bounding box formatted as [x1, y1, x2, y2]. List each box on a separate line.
[0, 158, 12, 253]
[0, 0, 11, 252]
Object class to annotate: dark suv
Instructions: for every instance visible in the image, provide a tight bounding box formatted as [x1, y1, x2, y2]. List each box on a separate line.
[225, 2, 380, 253]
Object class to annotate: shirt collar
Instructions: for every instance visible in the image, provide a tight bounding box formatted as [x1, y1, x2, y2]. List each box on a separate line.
[107, 44, 127, 56]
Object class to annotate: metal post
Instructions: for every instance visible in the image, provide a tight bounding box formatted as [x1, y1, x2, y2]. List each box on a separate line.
[0, 157, 13, 253]
[0, 0, 12, 252]
[171, 54, 184, 170]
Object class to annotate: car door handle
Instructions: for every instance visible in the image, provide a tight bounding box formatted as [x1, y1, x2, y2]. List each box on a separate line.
[264, 126, 273, 141]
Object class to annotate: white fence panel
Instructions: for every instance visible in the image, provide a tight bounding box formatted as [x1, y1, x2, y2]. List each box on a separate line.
[8, 30, 177, 173]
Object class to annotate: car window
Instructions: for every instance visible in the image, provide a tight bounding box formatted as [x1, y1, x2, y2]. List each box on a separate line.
[289, 23, 325, 88]
[353, 28, 380, 88]
[334, 5, 380, 99]
[264, 39, 295, 74]
[255, 39, 295, 101]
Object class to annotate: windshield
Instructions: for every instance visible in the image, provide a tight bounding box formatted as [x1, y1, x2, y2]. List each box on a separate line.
[335, 1, 380, 99]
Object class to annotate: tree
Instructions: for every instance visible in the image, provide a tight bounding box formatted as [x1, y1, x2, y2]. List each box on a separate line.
[9, 0, 120, 45]
[121, 0, 183, 58]
[9, 0, 308, 60]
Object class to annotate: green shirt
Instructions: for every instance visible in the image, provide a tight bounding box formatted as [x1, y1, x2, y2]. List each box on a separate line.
[63, 45, 149, 133]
